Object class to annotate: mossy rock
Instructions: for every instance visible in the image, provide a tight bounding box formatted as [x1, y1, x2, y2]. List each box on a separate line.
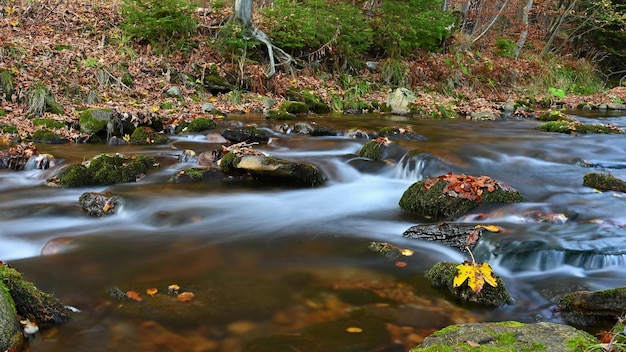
[79, 108, 113, 134]
[33, 118, 66, 129]
[399, 175, 525, 221]
[378, 126, 426, 140]
[425, 262, 512, 306]
[220, 126, 270, 144]
[219, 152, 325, 187]
[202, 74, 235, 94]
[0, 264, 71, 328]
[0, 281, 22, 351]
[537, 120, 625, 134]
[130, 127, 168, 145]
[266, 109, 297, 120]
[51, 154, 158, 187]
[168, 167, 235, 183]
[583, 172, 626, 192]
[280, 100, 309, 114]
[186, 117, 217, 132]
[246, 310, 391, 352]
[357, 140, 386, 160]
[32, 129, 67, 144]
[412, 321, 596, 352]
[557, 286, 626, 326]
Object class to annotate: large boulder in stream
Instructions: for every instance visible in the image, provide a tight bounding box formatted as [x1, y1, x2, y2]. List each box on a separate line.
[219, 148, 325, 187]
[411, 321, 597, 352]
[220, 125, 271, 144]
[47, 153, 159, 187]
[399, 173, 525, 221]
[79, 192, 119, 217]
[557, 286, 626, 327]
[0, 263, 71, 330]
[583, 172, 626, 193]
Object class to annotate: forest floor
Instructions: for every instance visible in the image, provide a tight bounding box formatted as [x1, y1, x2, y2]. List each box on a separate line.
[1, 0, 626, 143]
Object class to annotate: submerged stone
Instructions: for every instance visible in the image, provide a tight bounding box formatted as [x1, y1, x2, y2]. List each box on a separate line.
[583, 172, 626, 193]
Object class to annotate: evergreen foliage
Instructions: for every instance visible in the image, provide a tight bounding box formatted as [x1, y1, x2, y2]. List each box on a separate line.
[120, 0, 197, 51]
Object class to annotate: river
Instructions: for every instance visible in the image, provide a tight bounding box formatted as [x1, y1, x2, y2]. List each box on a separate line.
[1, 111, 625, 351]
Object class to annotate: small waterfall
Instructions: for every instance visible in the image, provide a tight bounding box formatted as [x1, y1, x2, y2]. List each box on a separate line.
[488, 249, 626, 272]
[392, 152, 455, 181]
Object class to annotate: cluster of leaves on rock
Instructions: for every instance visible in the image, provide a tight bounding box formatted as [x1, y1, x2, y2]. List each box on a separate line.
[424, 172, 508, 203]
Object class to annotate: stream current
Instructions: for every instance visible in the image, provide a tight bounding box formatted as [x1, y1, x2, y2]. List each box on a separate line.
[1, 111, 625, 351]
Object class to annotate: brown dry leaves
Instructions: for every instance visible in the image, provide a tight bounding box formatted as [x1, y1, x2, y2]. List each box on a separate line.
[424, 172, 500, 203]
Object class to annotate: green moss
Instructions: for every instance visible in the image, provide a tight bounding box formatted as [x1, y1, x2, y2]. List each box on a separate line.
[302, 91, 330, 113]
[0, 109, 5, 116]
[79, 108, 112, 134]
[537, 120, 625, 134]
[280, 100, 309, 114]
[266, 109, 297, 120]
[54, 154, 158, 187]
[1, 125, 17, 134]
[0, 265, 70, 327]
[33, 118, 66, 129]
[357, 140, 384, 160]
[219, 152, 242, 173]
[44, 95, 64, 115]
[187, 117, 216, 132]
[130, 126, 168, 144]
[583, 172, 626, 192]
[32, 129, 66, 144]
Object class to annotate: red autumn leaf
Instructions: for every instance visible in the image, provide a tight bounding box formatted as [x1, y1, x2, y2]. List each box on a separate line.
[177, 291, 195, 302]
[126, 291, 143, 301]
[466, 229, 481, 246]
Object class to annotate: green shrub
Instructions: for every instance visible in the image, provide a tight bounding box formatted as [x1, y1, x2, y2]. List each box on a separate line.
[261, 0, 372, 62]
[494, 38, 515, 58]
[120, 0, 197, 51]
[0, 69, 14, 99]
[379, 58, 408, 86]
[370, 0, 455, 57]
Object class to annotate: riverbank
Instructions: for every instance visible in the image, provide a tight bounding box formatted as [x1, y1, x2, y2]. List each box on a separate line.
[1, 0, 625, 144]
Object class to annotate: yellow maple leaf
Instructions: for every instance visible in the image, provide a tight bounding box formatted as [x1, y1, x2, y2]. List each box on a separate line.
[453, 262, 498, 293]
[474, 224, 500, 233]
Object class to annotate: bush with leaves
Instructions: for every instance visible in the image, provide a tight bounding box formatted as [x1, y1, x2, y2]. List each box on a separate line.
[120, 0, 197, 51]
[261, 0, 372, 65]
[370, 0, 455, 57]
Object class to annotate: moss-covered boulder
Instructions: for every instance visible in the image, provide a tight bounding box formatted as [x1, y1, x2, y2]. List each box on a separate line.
[557, 286, 626, 327]
[286, 88, 330, 113]
[583, 172, 626, 193]
[536, 120, 625, 134]
[378, 126, 427, 141]
[130, 126, 168, 145]
[49, 154, 159, 187]
[32, 129, 67, 144]
[356, 138, 405, 161]
[185, 117, 216, 132]
[399, 173, 525, 221]
[202, 74, 235, 95]
[220, 125, 270, 144]
[79, 108, 114, 134]
[412, 321, 597, 352]
[425, 262, 512, 306]
[0, 281, 22, 351]
[266, 109, 297, 120]
[280, 100, 309, 114]
[536, 110, 572, 121]
[219, 152, 325, 187]
[0, 264, 71, 328]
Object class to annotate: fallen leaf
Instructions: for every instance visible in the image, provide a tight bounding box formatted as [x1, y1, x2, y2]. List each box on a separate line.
[345, 327, 363, 333]
[126, 291, 143, 301]
[146, 288, 158, 296]
[453, 262, 498, 293]
[177, 291, 195, 302]
[168, 284, 180, 294]
[400, 249, 414, 256]
[465, 229, 481, 246]
[474, 224, 500, 232]
[395, 261, 408, 268]
[465, 340, 481, 347]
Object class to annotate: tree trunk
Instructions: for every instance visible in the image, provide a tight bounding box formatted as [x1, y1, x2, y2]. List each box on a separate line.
[231, 0, 295, 77]
[542, 0, 577, 55]
[514, 0, 533, 59]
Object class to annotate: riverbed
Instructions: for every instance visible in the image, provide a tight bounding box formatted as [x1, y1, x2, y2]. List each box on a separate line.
[2, 111, 625, 351]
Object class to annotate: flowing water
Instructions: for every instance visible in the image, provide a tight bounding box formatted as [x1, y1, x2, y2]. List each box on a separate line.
[1, 111, 626, 351]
